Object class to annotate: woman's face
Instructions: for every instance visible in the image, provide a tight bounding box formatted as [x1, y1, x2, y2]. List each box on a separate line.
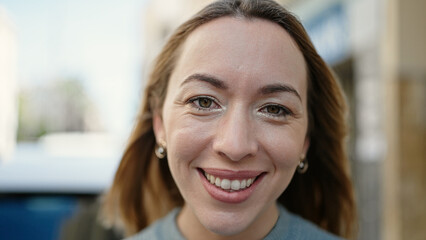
[154, 17, 309, 238]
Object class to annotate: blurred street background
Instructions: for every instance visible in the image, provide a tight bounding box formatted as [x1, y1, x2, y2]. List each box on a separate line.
[0, 0, 424, 239]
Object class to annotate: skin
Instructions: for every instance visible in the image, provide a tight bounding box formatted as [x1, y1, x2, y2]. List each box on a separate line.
[153, 17, 310, 240]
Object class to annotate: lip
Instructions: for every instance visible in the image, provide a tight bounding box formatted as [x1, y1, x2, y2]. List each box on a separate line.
[202, 168, 263, 180]
[197, 168, 265, 204]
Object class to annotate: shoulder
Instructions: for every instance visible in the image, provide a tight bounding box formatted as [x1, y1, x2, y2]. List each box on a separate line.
[265, 205, 345, 240]
[124, 208, 184, 240]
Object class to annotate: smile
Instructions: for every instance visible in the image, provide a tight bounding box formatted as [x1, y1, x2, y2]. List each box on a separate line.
[204, 172, 256, 192]
[198, 168, 265, 204]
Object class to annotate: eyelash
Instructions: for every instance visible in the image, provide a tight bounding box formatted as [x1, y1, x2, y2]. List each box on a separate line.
[187, 96, 221, 111]
[187, 96, 293, 119]
[258, 104, 293, 119]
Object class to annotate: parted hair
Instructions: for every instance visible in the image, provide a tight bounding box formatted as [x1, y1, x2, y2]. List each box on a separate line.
[102, 0, 356, 238]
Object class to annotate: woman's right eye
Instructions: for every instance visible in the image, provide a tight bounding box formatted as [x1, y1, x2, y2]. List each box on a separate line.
[198, 97, 213, 108]
[187, 96, 220, 111]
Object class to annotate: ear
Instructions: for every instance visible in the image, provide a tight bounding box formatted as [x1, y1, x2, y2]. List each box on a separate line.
[153, 112, 166, 145]
[302, 136, 310, 157]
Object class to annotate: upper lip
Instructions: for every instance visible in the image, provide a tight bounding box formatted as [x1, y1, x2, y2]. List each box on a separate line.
[200, 168, 264, 180]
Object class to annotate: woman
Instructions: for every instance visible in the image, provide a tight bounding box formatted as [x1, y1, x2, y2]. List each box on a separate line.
[102, 0, 356, 239]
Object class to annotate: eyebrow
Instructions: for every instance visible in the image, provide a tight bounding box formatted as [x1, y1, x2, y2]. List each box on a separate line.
[181, 73, 228, 89]
[259, 83, 302, 102]
[181, 73, 301, 101]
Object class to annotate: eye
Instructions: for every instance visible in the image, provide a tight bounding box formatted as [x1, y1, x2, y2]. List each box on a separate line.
[259, 104, 293, 118]
[198, 97, 213, 108]
[265, 105, 281, 114]
[187, 96, 221, 111]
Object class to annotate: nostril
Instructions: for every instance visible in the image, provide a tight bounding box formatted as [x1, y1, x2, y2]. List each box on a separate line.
[213, 112, 258, 161]
[215, 146, 257, 162]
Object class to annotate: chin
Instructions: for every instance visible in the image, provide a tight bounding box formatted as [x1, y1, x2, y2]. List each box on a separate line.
[203, 220, 248, 236]
[197, 209, 253, 236]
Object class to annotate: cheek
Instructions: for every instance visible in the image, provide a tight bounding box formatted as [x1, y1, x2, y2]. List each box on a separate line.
[165, 115, 213, 169]
[261, 126, 306, 168]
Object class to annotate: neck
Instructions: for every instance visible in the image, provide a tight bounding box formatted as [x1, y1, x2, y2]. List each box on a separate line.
[177, 202, 279, 240]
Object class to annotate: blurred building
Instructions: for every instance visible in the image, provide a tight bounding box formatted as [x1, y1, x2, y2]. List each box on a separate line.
[0, 7, 17, 163]
[17, 78, 103, 141]
[142, 0, 426, 240]
[380, 1, 426, 240]
[142, 0, 212, 72]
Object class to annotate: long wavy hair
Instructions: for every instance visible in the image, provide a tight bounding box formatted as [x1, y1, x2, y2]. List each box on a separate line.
[102, 0, 356, 238]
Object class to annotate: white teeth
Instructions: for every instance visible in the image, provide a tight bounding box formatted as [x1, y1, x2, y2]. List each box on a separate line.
[241, 179, 246, 188]
[215, 177, 221, 187]
[247, 178, 253, 187]
[204, 172, 256, 191]
[231, 180, 240, 190]
[221, 179, 231, 190]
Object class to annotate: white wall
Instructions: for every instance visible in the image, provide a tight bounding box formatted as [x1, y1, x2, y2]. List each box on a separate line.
[0, 7, 17, 163]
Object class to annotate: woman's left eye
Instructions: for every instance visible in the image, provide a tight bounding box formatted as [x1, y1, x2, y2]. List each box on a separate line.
[259, 104, 293, 118]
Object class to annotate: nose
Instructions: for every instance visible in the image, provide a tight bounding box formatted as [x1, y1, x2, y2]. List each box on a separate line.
[212, 105, 258, 161]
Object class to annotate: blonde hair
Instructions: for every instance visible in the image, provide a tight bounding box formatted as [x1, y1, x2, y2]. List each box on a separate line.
[102, 0, 356, 238]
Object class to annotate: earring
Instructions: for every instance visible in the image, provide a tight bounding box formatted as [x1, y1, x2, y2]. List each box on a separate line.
[297, 155, 308, 174]
[155, 141, 167, 159]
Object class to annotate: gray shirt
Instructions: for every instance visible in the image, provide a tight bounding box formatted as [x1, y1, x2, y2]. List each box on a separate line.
[125, 204, 344, 240]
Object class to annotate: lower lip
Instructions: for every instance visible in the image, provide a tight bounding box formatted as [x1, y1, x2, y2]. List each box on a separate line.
[198, 170, 264, 204]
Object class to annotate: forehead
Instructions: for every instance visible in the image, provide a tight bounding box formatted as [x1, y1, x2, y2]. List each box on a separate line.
[170, 16, 307, 94]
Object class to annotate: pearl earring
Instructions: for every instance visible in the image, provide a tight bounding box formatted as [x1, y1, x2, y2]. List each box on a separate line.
[297, 154, 308, 174]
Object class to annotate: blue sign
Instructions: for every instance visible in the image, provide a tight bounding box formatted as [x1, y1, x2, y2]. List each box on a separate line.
[304, 3, 349, 64]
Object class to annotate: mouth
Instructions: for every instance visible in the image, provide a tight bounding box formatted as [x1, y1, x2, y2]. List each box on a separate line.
[202, 170, 258, 192]
[197, 168, 265, 203]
